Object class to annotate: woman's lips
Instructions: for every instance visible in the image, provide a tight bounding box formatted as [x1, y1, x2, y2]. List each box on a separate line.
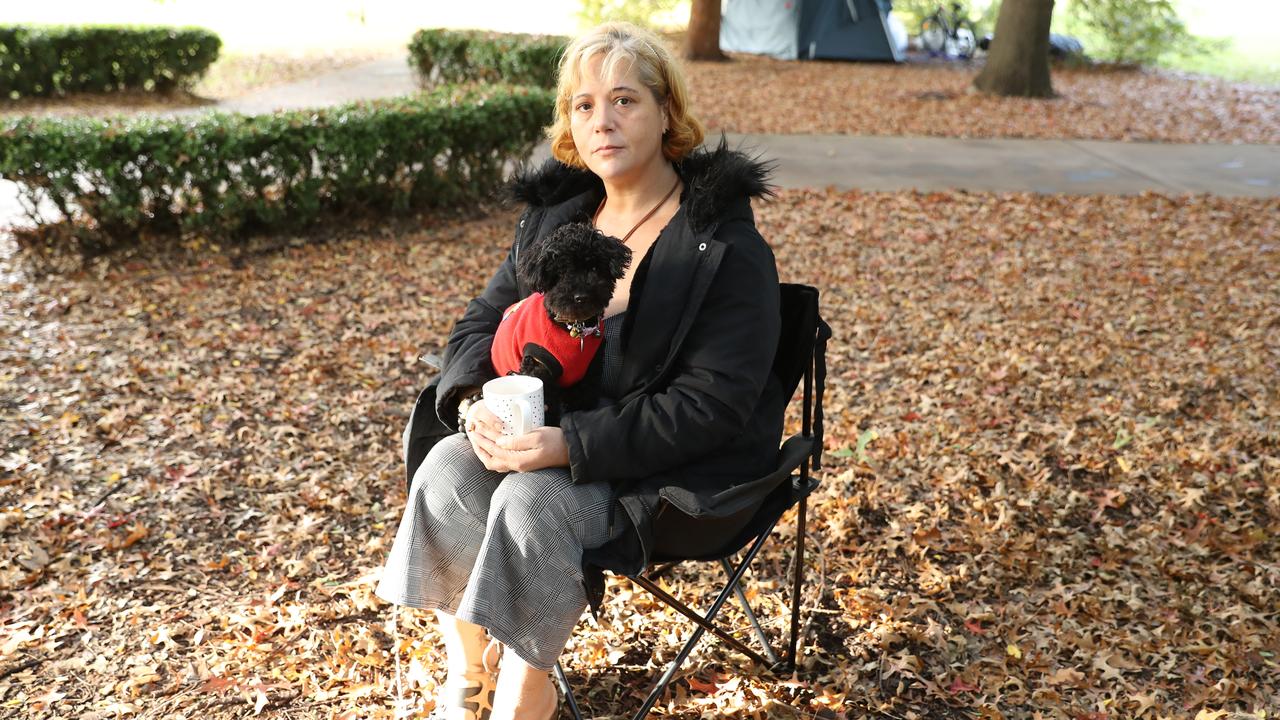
[596, 146, 623, 155]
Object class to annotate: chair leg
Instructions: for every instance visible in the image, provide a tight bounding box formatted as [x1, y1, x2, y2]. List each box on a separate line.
[631, 573, 769, 666]
[720, 558, 782, 667]
[631, 624, 701, 720]
[630, 526, 780, 720]
[787, 491, 809, 671]
[553, 661, 584, 720]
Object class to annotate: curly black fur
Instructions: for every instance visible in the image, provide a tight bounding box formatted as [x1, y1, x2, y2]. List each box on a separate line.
[673, 135, 778, 233]
[516, 221, 632, 323]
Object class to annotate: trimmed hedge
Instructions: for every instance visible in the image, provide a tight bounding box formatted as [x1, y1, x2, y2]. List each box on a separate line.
[408, 29, 566, 89]
[0, 84, 555, 256]
[0, 25, 222, 99]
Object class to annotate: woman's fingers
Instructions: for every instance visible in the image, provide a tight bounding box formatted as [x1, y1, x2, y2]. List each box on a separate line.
[466, 416, 507, 472]
[471, 427, 520, 473]
[471, 401, 504, 434]
[495, 429, 562, 473]
[479, 423, 505, 442]
[496, 431, 540, 452]
[465, 400, 502, 436]
[472, 423, 493, 446]
[468, 430, 492, 462]
[476, 443, 508, 473]
[466, 402, 557, 473]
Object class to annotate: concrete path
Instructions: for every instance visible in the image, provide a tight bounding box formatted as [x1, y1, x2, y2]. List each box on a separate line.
[218, 56, 419, 115]
[526, 133, 1280, 198]
[3, 56, 1278, 230]
[704, 134, 1280, 198]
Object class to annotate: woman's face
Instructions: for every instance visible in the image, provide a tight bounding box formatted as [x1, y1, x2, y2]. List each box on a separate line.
[569, 53, 668, 184]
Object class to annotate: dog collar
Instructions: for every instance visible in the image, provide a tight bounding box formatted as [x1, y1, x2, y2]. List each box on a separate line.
[552, 313, 603, 350]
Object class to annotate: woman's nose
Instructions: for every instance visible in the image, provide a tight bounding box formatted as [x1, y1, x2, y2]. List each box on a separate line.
[593, 103, 616, 132]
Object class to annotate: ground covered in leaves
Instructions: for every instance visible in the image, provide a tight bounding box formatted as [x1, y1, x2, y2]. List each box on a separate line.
[1, 188, 1277, 719]
[686, 53, 1280, 145]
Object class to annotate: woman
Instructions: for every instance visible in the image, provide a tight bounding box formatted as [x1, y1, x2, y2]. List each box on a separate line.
[376, 21, 787, 720]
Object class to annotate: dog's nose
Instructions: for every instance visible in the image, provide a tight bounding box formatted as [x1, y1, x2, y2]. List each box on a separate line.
[573, 293, 588, 304]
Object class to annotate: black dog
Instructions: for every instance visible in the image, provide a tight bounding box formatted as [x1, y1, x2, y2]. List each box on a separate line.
[490, 221, 631, 424]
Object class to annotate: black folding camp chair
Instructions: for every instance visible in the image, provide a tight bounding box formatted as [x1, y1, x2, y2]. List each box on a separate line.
[554, 282, 831, 720]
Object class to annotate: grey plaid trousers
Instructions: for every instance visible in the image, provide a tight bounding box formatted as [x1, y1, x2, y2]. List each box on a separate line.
[375, 432, 627, 670]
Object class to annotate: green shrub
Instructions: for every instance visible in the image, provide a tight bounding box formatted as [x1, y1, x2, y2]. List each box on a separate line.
[407, 29, 567, 89]
[0, 84, 555, 258]
[576, 0, 689, 31]
[0, 24, 222, 99]
[1064, 0, 1212, 66]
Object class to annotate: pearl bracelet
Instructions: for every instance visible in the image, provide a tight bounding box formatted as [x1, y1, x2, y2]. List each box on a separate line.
[456, 392, 482, 434]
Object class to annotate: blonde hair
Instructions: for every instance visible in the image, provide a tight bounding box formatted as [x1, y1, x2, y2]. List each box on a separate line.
[546, 22, 704, 169]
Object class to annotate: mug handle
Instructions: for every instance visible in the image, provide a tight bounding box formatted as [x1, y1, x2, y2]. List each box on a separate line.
[512, 398, 533, 435]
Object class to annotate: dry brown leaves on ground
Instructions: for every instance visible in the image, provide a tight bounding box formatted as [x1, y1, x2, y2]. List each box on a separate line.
[685, 53, 1280, 145]
[1, 189, 1277, 719]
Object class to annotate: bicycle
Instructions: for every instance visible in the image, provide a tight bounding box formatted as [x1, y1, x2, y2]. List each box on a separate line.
[919, 2, 978, 60]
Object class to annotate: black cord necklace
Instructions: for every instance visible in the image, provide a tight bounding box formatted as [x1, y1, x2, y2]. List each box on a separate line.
[592, 174, 682, 244]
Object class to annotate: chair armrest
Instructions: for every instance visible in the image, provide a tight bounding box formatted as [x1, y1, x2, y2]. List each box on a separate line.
[776, 434, 815, 476]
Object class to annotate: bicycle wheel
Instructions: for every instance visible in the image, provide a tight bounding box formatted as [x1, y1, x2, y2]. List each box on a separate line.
[919, 14, 948, 55]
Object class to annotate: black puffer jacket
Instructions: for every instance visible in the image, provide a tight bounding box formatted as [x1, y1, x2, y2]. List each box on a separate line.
[418, 136, 787, 610]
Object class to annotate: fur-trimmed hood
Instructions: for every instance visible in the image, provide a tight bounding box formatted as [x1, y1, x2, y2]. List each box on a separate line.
[507, 135, 777, 235]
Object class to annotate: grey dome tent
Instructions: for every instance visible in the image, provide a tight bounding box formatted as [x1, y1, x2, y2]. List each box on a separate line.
[721, 0, 904, 62]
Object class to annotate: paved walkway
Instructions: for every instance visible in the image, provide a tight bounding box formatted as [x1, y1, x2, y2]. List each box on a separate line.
[218, 56, 419, 115]
[529, 133, 1280, 198]
[3, 55, 1277, 228]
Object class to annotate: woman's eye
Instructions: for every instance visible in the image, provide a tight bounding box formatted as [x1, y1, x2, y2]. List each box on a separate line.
[576, 103, 590, 112]
[616, 97, 632, 106]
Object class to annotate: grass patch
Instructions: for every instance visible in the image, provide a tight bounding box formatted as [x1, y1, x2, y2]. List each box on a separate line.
[1157, 37, 1280, 86]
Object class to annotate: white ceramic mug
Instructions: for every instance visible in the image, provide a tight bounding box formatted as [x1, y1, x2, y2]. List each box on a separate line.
[482, 375, 545, 436]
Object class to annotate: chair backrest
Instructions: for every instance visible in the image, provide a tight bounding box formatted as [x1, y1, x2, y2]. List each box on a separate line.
[647, 283, 831, 563]
[772, 283, 822, 401]
[774, 283, 829, 471]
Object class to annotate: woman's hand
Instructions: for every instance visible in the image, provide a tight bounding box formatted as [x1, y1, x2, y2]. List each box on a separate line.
[465, 400, 571, 474]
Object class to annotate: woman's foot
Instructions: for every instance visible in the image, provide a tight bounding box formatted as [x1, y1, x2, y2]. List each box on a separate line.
[432, 612, 505, 720]
[431, 637, 504, 720]
[490, 654, 560, 720]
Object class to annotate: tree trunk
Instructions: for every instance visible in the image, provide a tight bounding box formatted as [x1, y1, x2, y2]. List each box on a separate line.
[683, 0, 727, 61]
[973, 0, 1056, 97]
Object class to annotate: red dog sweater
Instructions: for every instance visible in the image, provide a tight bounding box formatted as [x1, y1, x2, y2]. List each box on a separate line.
[491, 293, 603, 387]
